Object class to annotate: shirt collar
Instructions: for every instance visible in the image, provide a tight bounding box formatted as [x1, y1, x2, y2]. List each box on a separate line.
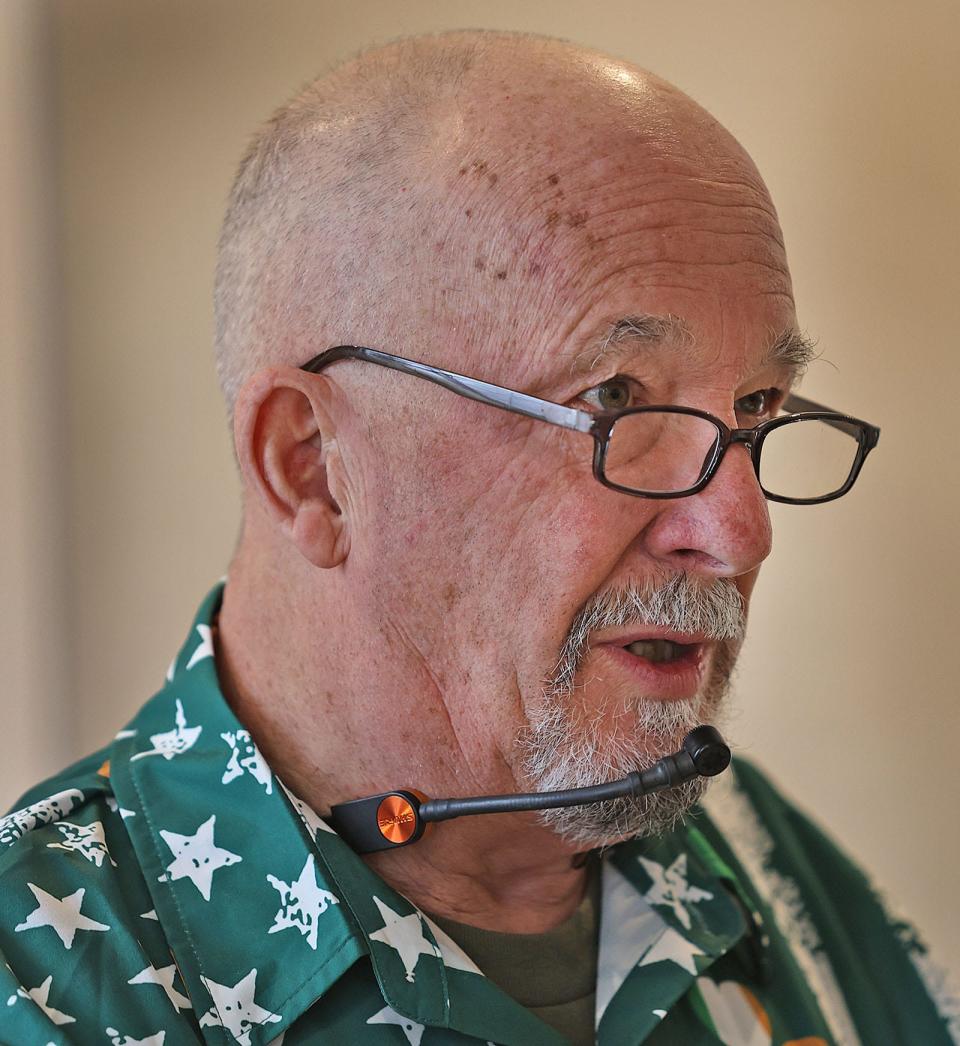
[109, 583, 755, 1045]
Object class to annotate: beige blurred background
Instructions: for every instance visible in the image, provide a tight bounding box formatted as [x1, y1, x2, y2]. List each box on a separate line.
[3, 0, 958, 978]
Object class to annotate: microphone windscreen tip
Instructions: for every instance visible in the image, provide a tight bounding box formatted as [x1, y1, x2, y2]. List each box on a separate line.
[682, 725, 731, 777]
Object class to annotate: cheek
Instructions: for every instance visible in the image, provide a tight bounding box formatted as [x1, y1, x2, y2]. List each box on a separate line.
[510, 491, 637, 661]
[355, 416, 635, 643]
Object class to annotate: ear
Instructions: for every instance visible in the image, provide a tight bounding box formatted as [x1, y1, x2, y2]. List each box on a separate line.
[234, 365, 350, 568]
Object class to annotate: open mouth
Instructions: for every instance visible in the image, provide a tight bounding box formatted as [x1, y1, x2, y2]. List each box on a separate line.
[623, 638, 695, 664]
[593, 634, 708, 699]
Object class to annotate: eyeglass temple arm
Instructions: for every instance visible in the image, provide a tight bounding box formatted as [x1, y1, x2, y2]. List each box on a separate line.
[783, 393, 879, 445]
[304, 345, 594, 434]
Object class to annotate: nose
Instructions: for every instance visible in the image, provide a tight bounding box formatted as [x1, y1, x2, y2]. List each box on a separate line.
[640, 439, 773, 577]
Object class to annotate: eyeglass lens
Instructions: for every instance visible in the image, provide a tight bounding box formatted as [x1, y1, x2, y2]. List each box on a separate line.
[605, 412, 861, 499]
[757, 417, 862, 501]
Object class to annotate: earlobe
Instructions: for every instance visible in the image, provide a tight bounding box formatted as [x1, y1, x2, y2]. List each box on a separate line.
[234, 366, 351, 569]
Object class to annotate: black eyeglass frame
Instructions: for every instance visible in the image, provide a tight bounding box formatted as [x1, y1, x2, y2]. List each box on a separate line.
[301, 345, 881, 505]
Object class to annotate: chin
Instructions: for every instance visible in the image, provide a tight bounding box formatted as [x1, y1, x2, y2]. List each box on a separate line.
[518, 642, 737, 850]
[520, 704, 713, 850]
[544, 776, 710, 851]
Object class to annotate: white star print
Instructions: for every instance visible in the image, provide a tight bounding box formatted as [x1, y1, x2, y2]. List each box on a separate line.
[107, 1028, 167, 1046]
[186, 624, 214, 669]
[221, 730, 273, 794]
[278, 780, 336, 837]
[266, 854, 339, 950]
[638, 853, 713, 930]
[128, 963, 192, 1012]
[46, 820, 117, 867]
[368, 896, 440, 983]
[14, 883, 110, 949]
[198, 969, 281, 1046]
[158, 814, 242, 901]
[422, 916, 483, 975]
[0, 788, 85, 847]
[131, 699, 202, 761]
[106, 796, 136, 820]
[366, 1004, 425, 1046]
[14, 976, 75, 1025]
[637, 925, 704, 976]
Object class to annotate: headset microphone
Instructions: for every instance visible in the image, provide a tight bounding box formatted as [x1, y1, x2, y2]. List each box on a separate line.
[327, 725, 731, 854]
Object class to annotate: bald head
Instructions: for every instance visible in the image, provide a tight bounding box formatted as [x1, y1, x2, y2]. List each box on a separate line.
[213, 30, 778, 423]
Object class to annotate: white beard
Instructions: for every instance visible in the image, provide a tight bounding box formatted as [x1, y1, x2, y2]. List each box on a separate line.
[519, 573, 744, 849]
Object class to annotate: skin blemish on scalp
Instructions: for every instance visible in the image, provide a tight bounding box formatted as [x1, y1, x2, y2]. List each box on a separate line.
[495, 269, 508, 280]
[548, 173, 560, 186]
[464, 208, 472, 218]
[474, 257, 486, 271]
[457, 159, 500, 189]
[545, 210, 561, 228]
[567, 210, 589, 228]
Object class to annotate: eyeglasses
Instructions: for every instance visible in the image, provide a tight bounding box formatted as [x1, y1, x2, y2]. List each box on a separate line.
[301, 345, 880, 505]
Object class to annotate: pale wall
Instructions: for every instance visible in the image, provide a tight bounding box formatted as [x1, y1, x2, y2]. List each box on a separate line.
[1, 3, 72, 807]
[3, 0, 957, 978]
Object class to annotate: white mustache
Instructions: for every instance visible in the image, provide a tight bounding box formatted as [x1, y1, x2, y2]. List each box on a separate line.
[550, 573, 745, 693]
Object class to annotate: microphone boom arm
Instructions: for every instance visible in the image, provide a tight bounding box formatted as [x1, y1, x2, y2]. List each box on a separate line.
[326, 725, 730, 854]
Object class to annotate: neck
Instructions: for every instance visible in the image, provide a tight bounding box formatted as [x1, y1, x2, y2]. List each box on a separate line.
[215, 546, 588, 933]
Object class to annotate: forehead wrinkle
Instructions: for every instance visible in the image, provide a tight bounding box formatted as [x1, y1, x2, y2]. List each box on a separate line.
[570, 314, 694, 375]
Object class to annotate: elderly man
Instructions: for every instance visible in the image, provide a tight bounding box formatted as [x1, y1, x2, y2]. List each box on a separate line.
[1, 30, 953, 1046]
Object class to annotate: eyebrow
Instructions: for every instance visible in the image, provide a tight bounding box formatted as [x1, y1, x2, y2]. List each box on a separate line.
[570, 313, 817, 379]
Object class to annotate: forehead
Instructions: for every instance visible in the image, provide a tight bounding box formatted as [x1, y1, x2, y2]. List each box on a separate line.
[433, 69, 798, 386]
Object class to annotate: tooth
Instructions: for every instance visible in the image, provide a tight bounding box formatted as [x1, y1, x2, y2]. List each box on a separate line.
[627, 640, 675, 661]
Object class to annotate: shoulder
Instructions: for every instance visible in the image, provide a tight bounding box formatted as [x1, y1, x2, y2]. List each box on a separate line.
[0, 748, 200, 1044]
[701, 757, 960, 1044]
[1, 745, 118, 880]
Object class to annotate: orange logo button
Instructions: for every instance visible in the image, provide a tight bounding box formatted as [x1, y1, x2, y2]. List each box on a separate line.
[376, 795, 418, 844]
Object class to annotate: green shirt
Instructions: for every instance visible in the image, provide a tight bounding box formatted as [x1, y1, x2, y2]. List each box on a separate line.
[1, 584, 956, 1045]
[428, 859, 601, 1044]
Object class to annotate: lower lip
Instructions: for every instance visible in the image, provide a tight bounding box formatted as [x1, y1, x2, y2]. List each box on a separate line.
[594, 642, 708, 700]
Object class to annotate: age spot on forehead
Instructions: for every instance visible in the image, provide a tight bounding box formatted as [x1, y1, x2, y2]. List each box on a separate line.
[459, 159, 498, 187]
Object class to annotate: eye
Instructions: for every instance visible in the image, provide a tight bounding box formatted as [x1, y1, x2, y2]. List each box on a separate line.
[735, 387, 782, 422]
[579, 376, 635, 411]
